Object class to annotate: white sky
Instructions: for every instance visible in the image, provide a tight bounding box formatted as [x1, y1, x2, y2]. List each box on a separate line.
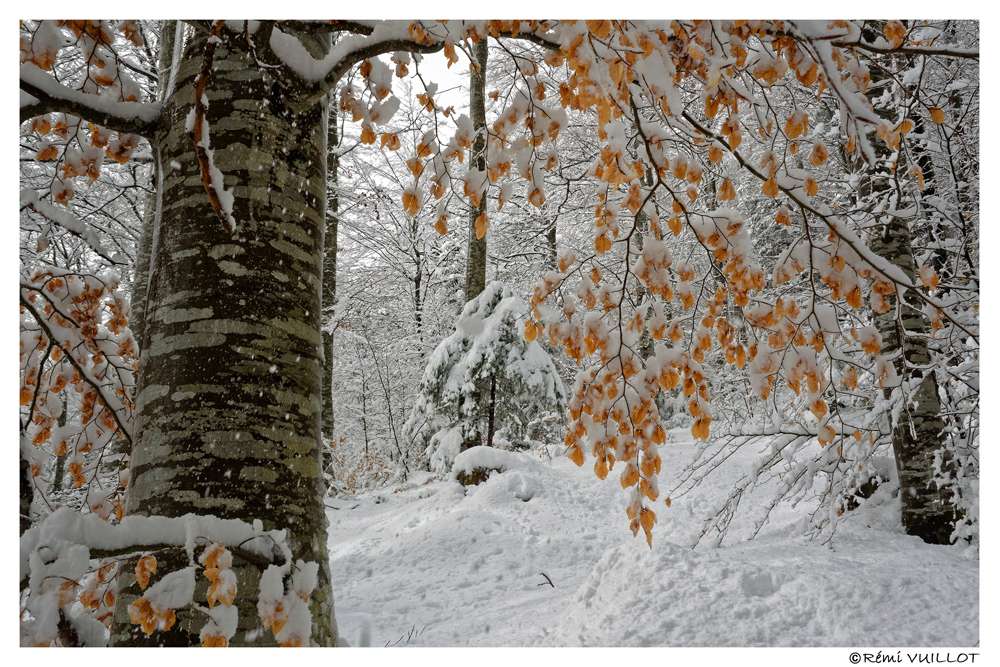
[408, 48, 472, 116]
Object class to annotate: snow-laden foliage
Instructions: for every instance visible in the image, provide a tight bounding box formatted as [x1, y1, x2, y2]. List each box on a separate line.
[403, 281, 566, 472]
[19, 508, 320, 647]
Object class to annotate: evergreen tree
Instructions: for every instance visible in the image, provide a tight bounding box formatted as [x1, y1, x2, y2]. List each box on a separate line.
[403, 281, 566, 472]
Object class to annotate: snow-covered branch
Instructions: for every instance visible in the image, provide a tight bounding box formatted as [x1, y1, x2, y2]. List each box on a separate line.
[679, 110, 979, 345]
[20, 190, 124, 266]
[831, 38, 978, 60]
[268, 21, 559, 102]
[20, 507, 291, 579]
[20, 63, 161, 136]
[19, 290, 133, 445]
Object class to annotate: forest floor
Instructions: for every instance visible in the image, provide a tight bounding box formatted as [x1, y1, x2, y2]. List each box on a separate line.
[326, 430, 979, 647]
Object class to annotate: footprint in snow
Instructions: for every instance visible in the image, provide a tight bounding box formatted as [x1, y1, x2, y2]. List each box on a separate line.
[739, 570, 781, 597]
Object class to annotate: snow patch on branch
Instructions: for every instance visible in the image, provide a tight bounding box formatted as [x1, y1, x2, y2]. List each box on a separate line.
[20, 507, 292, 578]
[269, 22, 414, 83]
[20, 63, 161, 124]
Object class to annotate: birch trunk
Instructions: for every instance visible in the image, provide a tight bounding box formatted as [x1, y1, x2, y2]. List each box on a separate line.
[115, 26, 337, 645]
[871, 216, 960, 544]
[853, 26, 960, 544]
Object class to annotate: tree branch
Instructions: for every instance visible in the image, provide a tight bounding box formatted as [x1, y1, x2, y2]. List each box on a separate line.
[679, 109, 979, 344]
[830, 38, 978, 60]
[19, 291, 134, 446]
[20, 64, 161, 136]
[267, 21, 560, 104]
[20, 190, 124, 265]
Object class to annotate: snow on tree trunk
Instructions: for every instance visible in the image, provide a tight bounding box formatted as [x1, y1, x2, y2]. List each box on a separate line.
[871, 215, 960, 544]
[130, 20, 178, 352]
[115, 27, 337, 645]
[858, 30, 962, 544]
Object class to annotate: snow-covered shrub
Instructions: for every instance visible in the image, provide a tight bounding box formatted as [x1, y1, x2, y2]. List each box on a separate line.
[324, 433, 395, 496]
[402, 281, 566, 473]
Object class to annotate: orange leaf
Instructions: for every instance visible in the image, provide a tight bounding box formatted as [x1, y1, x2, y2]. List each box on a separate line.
[433, 215, 448, 235]
[523, 319, 539, 343]
[135, 554, 157, 590]
[594, 232, 612, 254]
[36, 144, 58, 161]
[762, 177, 779, 198]
[474, 211, 488, 240]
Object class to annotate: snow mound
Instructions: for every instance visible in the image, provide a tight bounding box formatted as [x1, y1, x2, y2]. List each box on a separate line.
[453, 446, 542, 476]
[452, 446, 556, 501]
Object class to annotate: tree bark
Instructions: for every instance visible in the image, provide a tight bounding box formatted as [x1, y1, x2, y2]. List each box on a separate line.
[487, 373, 497, 448]
[463, 37, 488, 302]
[546, 219, 557, 270]
[116, 26, 337, 645]
[20, 452, 32, 535]
[131, 20, 178, 353]
[412, 216, 424, 341]
[322, 104, 340, 443]
[858, 23, 961, 543]
[51, 395, 68, 493]
[871, 216, 960, 544]
[462, 38, 490, 452]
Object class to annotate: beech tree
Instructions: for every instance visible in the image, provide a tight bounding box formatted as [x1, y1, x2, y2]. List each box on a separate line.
[18, 18, 575, 647]
[19, 18, 978, 647]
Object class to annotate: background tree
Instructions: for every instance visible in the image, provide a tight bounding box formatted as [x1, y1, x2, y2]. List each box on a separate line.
[403, 281, 566, 471]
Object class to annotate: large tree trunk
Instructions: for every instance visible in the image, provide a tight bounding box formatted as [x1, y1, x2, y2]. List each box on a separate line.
[855, 24, 960, 544]
[115, 26, 337, 645]
[871, 216, 960, 544]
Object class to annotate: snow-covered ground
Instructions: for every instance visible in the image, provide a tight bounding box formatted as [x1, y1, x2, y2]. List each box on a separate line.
[327, 430, 979, 647]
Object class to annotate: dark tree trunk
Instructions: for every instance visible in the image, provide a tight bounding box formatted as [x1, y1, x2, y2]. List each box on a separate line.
[858, 23, 961, 544]
[322, 105, 340, 443]
[546, 219, 557, 270]
[487, 373, 497, 447]
[51, 395, 68, 493]
[20, 452, 32, 535]
[412, 217, 424, 341]
[871, 217, 961, 544]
